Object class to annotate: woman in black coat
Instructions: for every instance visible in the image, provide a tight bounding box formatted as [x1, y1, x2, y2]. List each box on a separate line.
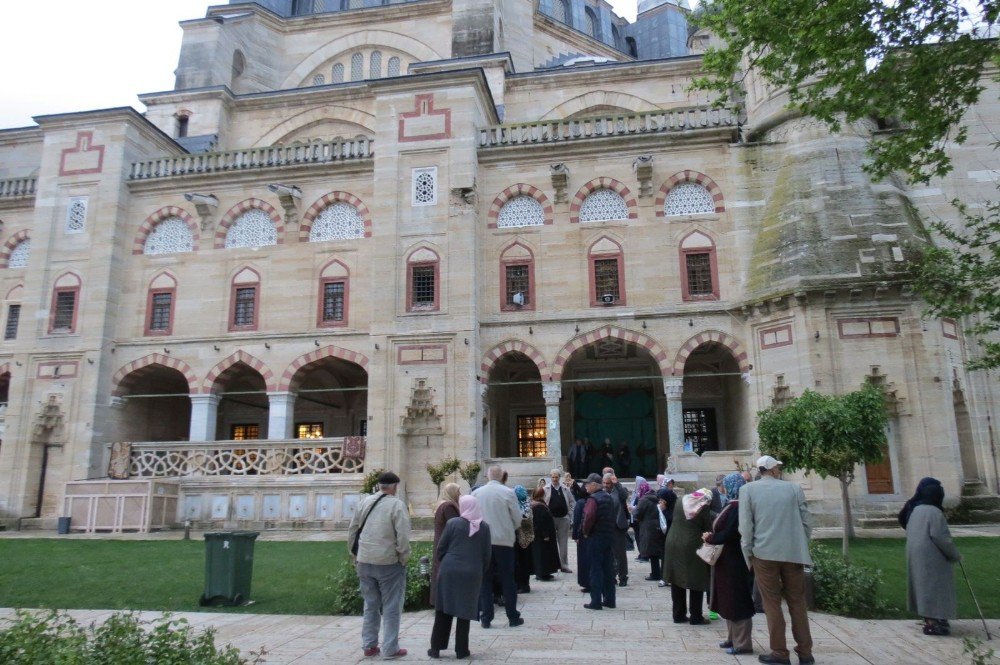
[635, 491, 666, 581]
[430, 495, 492, 659]
[530, 487, 561, 581]
[430, 483, 461, 608]
[703, 473, 755, 655]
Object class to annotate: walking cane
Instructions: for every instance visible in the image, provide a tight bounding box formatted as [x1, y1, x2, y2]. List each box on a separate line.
[959, 561, 993, 640]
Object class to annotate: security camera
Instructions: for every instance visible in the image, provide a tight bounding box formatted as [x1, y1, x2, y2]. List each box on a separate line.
[601, 294, 616, 305]
[183, 193, 218, 207]
[512, 292, 525, 306]
[267, 184, 302, 198]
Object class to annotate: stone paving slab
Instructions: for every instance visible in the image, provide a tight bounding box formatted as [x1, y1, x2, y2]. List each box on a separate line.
[3, 544, 998, 663]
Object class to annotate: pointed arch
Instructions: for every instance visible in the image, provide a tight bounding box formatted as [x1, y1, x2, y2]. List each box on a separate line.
[656, 170, 726, 217]
[480, 340, 549, 382]
[202, 350, 276, 394]
[487, 183, 553, 228]
[551, 325, 670, 381]
[133, 206, 199, 255]
[0, 230, 31, 269]
[539, 91, 659, 121]
[252, 105, 376, 146]
[112, 353, 198, 397]
[301, 191, 373, 241]
[279, 345, 370, 391]
[672, 330, 750, 376]
[215, 199, 284, 249]
[570, 177, 638, 224]
[0, 362, 11, 377]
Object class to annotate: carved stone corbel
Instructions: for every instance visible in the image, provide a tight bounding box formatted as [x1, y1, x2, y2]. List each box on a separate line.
[267, 184, 302, 229]
[550, 163, 569, 204]
[184, 192, 219, 232]
[633, 155, 654, 197]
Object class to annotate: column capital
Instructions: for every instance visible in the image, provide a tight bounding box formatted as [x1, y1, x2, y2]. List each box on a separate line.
[190, 393, 220, 406]
[542, 381, 562, 405]
[663, 377, 683, 399]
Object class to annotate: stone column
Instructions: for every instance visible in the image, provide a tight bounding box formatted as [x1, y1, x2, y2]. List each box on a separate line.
[663, 377, 684, 464]
[542, 381, 562, 464]
[188, 395, 220, 442]
[267, 392, 296, 440]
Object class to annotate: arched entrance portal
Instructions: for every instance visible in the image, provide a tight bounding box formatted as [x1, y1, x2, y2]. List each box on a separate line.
[561, 339, 666, 478]
[287, 357, 368, 438]
[213, 362, 269, 440]
[114, 365, 191, 441]
[486, 352, 546, 458]
[681, 343, 751, 453]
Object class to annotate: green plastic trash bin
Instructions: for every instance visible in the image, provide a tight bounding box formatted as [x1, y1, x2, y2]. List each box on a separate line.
[199, 531, 259, 606]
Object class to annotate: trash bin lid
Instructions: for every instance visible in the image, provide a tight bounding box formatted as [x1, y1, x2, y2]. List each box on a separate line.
[204, 531, 260, 540]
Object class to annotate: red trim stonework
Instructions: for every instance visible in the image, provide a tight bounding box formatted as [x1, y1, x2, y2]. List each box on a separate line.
[112, 353, 199, 396]
[480, 340, 549, 382]
[278, 346, 370, 392]
[487, 184, 554, 229]
[36, 361, 79, 380]
[941, 318, 959, 340]
[655, 170, 726, 217]
[569, 178, 638, 224]
[229, 271, 261, 332]
[202, 350, 276, 394]
[759, 324, 794, 350]
[49, 285, 81, 334]
[588, 237, 626, 307]
[215, 199, 284, 249]
[671, 330, 750, 376]
[59, 131, 105, 176]
[499, 242, 536, 312]
[300, 192, 373, 241]
[144, 287, 176, 336]
[317, 276, 350, 328]
[679, 243, 720, 301]
[406, 249, 441, 313]
[0, 230, 31, 269]
[397, 344, 448, 365]
[552, 326, 670, 381]
[837, 317, 900, 339]
[398, 94, 452, 142]
[133, 206, 200, 255]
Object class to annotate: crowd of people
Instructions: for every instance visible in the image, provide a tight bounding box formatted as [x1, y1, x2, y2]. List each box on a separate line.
[348, 458, 965, 662]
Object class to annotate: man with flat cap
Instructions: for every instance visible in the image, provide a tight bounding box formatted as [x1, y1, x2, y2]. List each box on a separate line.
[348, 471, 411, 660]
[739, 455, 814, 665]
[580, 472, 617, 610]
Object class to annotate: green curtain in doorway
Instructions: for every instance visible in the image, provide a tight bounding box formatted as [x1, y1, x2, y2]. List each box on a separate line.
[574, 390, 657, 478]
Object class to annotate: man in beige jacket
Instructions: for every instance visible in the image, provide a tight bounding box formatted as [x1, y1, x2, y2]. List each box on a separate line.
[348, 471, 411, 660]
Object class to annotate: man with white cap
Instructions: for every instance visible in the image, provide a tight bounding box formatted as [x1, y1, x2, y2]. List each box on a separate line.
[738, 455, 814, 665]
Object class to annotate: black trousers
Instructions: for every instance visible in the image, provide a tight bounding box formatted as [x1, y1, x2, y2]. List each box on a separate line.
[671, 584, 704, 622]
[612, 529, 629, 583]
[430, 609, 469, 655]
[648, 556, 661, 580]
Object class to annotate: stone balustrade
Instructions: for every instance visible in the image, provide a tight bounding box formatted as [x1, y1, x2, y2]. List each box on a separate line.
[478, 106, 740, 148]
[125, 437, 365, 477]
[0, 177, 37, 199]
[129, 138, 374, 181]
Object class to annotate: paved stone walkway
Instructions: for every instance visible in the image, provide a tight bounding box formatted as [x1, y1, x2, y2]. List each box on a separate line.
[3, 547, 995, 664]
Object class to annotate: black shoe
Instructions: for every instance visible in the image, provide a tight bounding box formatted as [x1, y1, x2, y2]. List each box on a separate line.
[719, 641, 733, 649]
[618, 579, 628, 587]
[637, 557, 649, 562]
[758, 655, 792, 664]
[516, 586, 531, 594]
[644, 575, 658, 581]
[673, 617, 689, 624]
[602, 602, 616, 608]
[689, 617, 709, 625]
[580, 587, 590, 593]
[583, 602, 604, 610]
[427, 649, 440, 659]
[725, 647, 754, 655]
[509, 617, 524, 627]
[798, 657, 815, 664]
[480, 619, 491, 629]
[455, 651, 471, 659]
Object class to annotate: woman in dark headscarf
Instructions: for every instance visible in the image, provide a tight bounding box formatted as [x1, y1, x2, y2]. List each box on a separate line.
[635, 479, 665, 581]
[905, 479, 962, 636]
[430, 483, 461, 608]
[512, 485, 535, 593]
[530, 487, 562, 581]
[898, 477, 941, 529]
[704, 472, 755, 655]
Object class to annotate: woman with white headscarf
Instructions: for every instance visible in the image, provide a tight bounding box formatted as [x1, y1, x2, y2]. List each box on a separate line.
[662, 487, 713, 624]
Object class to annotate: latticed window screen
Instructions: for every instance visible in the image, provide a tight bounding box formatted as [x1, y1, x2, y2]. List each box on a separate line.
[579, 189, 628, 222]
[322, 281, 345, 322]
[233, 287, 256, 327]
[497, 196, 544, 227]
[149, 292, 173, 331]
[683, 408, 717, 453]
[4, 304, 20, 340]
[387, 56, 401, 77]
[8, 240, 30, 268]
[296, 423, 324, 439]
[411, 265, 436, 307]
[312, 74, 325, 86]
[52, 291, 76, 330]
[225, 209, 277, 249]
[144, 217, 193, 255]
[412, 168, 436, 205]
[517, 415, 548, 457]
[585, 8, 597, 36]
[369, 51, 382, 78]
[505, 264, 530, 305]
[309, 202, 364, 241]
[685, 253, 713, 295]
[553, 0, 568, 22]
[332, 63, 345, 83]
[351, 52, 364, 80]
[66, 197, 88, 233]
[593, 258, 620, 301]
[664, 183, 715, 216]
[231, 424, 260, 441]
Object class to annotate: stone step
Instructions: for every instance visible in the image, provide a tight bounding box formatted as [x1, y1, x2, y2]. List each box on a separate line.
[857, 516, 900, 529]
[18, 517, 56, 531]
[959, 494, 1000, 510]
[962, 480, 989, 497]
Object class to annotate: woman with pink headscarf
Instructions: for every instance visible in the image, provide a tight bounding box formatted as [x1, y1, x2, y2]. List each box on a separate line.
[428, 495, 492, 660]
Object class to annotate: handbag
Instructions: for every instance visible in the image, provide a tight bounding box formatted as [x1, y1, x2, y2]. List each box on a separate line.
[658, 507, 668, 534]
[351, 493, 387, 556]
[696, 541, 724, 566]
[516, 511, 535, 548]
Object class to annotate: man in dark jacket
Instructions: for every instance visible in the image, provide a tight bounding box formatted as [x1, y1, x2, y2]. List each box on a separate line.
[571, 494, 590, 591]
[581, 473, 616, 609]
[602, 466, 630, 586]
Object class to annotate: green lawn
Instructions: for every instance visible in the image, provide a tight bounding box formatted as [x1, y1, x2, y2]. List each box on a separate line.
[815, 537, 1000, 619]
[1, 537, 997, 618]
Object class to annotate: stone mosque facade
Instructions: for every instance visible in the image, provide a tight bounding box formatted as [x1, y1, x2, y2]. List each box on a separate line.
[0, 0, 997, 530]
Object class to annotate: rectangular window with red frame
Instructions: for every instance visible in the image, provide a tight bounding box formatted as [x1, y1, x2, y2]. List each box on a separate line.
[685, 253, 713, 296]
[147, 291, 174, 335]
[593, 258, 620, 302]
[4, 304, 20, 341]
[411, 265, 436, 309]
[233, 286, 256, 328]
[51, 290, 77, 332]
[321, 280, 345, 324]
[505, 264, 530, 306]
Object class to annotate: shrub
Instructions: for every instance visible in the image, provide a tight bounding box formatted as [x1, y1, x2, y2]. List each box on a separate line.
[328, 542, 432, 615]
[360, 468, 386, 495]
[0, 610, 256, 664]
[809, 543, 890, 618]
[459, 461, 482, 488]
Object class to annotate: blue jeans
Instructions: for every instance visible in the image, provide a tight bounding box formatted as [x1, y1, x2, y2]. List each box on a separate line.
[588, 534, 616, 607]
[478, 545, 519, 623]
[357, 562, 406, 656]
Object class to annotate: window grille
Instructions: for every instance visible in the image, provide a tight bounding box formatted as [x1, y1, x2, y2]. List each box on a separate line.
[309, 202, 364, 241]
[225, 209, 277, 249]
[579, 189, 628, 222]
[505, 264, 530, 305]
[233, 286, 256, 327]
[312, 74, 325, 86]
[412, 168, 437, 206]
[685, 252, 713, 295]
[296, 423, 324, 439]
[66, 197, 88, 234]
[351, 52, 364, 80]
[387, 56, 401, 77]
[497, 196, 544, 228]
[593, 258, 620, 301]
[332, 63, 345, 83]
[8, 239, 30, 268]
[411, 265, 436, 307]
[683, 408, 717, 453]
[516, 415, 547, 457]
[145, 217, 194, 255]
[664, 183, 715, 216]
[231, 424, 260, 441]
[52, 290, 77, 331]
[149, 292, 173, 332]
[370, 51, 382, 78]
[585, 8, 597, 37]
[553, 0, 567, 22]
[322, 281, 345, 322]
[4, 304, 20, 340]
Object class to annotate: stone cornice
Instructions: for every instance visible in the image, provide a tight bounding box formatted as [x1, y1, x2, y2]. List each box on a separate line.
[32, 107, 185, 155]
[509, 54, 704, 91]
[194, 0, 451, 34]
[532, 12, 630, 64]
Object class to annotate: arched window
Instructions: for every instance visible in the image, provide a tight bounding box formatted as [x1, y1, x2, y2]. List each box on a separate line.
[500, 242, 535, 311]
[588, 237, 625, 306]
[229, 268, 261, 331]
[579, 189, 628, 222]
[225, 209, 277, 249]
[585, 7, 598, 37]
[332, 63, 345, 83]
[8, 239, 30, 269]
[626, 36, 638, 58]
[665, 183, 716, 216]
[350, 52, 364, 81]
[369, 51, 382, 78]
[312, 74, 326, 86]
[231, 50, 246, 82]
[553, 0, 568, 23]
[497, 196, 544, 228]
[4, 284, 23, 341]
[309, 202, 365, 241]
[679, 231, 719, 300]
[49, 272, 82, 333]
[387, 56, 401, 77]
[317, 260, 350, 327]
[406, 248, 440, 312]
[611, 24, 622, 49]
[144, 217, 194, 256]
[145, 273, 177, 336]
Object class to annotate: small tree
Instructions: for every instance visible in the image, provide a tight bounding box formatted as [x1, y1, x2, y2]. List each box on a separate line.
[426, 456, 461, 497]
[361, 468, 386, 495]
[459, 461, 482, 489]
[757, 385, 888, 557]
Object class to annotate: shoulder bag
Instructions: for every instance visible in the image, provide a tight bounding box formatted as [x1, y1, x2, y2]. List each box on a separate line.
[696, 541, 724, 565]
[351, 493, 388, 556]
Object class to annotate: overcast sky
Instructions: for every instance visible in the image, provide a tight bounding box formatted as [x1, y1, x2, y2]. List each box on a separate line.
[0, 0, 640, 130]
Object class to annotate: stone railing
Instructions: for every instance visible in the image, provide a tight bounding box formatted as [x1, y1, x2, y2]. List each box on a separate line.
[478, 106, 740, 148]
[0, 177, 37, 199]
[129, 138, 374, 181]
[126, 437, 365, 477]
